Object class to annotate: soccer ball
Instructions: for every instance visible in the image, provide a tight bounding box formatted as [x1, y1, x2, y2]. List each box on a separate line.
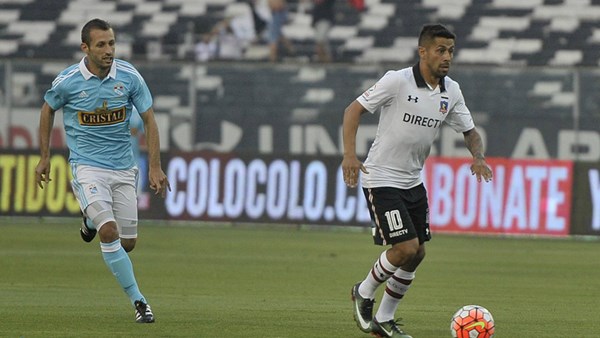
[450, 304, 495, 338]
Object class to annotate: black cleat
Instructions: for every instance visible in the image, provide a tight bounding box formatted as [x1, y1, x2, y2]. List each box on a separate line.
[351, 282, 375, 333]
[371, 318, 412, 338]
[79, 217, 96, 242]
[134, 300, 155, 323]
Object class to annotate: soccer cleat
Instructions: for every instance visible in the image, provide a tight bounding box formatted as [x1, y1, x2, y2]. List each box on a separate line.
[351, 282, 375, 332]
[79, 216, 96, 242]
[134, 300, 155, 323]
[370, 318, 412, 338]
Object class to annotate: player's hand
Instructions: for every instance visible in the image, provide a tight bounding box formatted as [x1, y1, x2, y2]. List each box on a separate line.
[342, 155, 368, 188]
[470, 158, 493, 183]
[35, 158, 52, 189]
[149, 167, 171, 198]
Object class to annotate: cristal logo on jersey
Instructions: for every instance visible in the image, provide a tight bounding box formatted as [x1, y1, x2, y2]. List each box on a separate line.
[78, 100, 126, 126]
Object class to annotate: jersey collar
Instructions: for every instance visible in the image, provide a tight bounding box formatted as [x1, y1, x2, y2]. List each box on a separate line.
[79, 57, 117, 80]
[412, 63, 446, 92]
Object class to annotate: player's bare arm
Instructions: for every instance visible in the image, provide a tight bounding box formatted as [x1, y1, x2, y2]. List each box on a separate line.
[342, 100, 369, 188]
[463, 128, 493, 182]
[140, 107, 171, 197]
[35, 102, 56, 189]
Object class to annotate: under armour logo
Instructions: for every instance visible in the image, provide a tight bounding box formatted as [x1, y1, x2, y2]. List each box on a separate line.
[408, 95, 418, 103]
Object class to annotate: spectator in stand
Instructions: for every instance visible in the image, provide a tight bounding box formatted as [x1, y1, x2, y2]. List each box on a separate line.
[194, 6, 257, 61]
[215, 17, 248, 60]
[267, 0, 295, 62]
[312, 0, 335, 62]
[348, 0, 365, 11]
[248, 0, 268, 40]
[194, 32, 218, 62]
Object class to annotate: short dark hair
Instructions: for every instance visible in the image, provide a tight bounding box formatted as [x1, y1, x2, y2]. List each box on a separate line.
[418, 24, 455, 47]
[81, 18, 112, 45]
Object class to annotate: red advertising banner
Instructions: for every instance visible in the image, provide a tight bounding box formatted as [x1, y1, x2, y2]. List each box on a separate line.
[423, 157, 573, 236]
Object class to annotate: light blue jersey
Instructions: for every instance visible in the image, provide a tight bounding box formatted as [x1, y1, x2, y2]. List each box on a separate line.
[44, 57, 153, 170]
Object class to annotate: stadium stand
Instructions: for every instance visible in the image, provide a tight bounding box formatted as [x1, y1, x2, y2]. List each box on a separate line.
[0, 0, 599, 65]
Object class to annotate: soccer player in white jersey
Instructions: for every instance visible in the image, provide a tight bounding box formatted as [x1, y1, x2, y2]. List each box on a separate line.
[343, 24, 493, 338]
[34, 18, 170, 323]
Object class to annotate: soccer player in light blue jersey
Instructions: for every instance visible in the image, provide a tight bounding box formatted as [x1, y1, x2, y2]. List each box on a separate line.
[35, 18, 170, 323]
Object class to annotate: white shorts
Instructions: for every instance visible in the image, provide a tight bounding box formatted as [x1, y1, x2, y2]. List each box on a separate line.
[70, 164, 139, 239]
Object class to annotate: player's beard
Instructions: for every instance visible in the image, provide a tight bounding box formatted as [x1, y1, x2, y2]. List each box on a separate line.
[95, 57, 113, 76]
[85, 54, 113, 75]
[436, 63, 450, 77]
[100, 55, 113, 69]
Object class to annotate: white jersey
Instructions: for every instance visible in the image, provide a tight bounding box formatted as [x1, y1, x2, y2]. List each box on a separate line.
[357, 64, 475, 189]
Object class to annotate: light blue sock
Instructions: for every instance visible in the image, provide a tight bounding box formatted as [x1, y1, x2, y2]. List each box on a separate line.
[101, 239, 146, 305]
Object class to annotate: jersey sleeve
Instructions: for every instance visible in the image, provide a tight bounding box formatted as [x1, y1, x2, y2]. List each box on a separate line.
[129, 107, 145, 132]
[43, 77, 67, 110]
[129, 68, 153, 114]
[444, 84, 475, 133]
[356, 70, 398, 113]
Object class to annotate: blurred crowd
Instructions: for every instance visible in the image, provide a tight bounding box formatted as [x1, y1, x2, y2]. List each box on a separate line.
[193, 0, 362, 63]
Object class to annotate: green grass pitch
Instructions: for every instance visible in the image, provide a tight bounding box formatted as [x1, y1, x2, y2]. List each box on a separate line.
[1, 217, 599, 337]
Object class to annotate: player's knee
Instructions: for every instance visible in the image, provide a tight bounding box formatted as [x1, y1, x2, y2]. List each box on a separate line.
[121, 238, 136, 252]
[98, 221, 119, 242]
[414, 245, 426, 264]
[389, 238, 419, 265]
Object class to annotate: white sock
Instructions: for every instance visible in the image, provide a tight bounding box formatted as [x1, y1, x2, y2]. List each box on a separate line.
[358, 250, 398, 299]
[375, 269, 415, 322]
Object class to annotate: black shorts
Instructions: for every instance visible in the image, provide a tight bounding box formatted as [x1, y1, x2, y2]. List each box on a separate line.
[363, 184, 431, 246]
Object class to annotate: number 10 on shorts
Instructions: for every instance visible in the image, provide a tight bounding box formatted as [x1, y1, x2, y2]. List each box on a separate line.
[384, 210, 404, 231]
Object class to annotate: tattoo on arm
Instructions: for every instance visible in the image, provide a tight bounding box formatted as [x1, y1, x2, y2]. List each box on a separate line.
[464, 129, 485, 160]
